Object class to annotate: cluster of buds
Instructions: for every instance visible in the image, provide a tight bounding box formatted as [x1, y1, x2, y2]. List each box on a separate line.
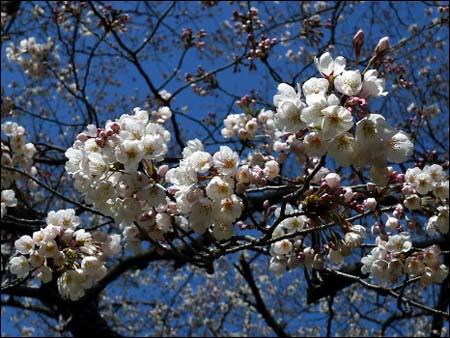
[247, 33, 277, 61]
[90, 123, 121, 148]
[345, 96, 368, 119]
[96, 5, 130, 32]
[300, 15, 323, 45]
[362, 235, 448, 286]
[236, 94, 257, 110]
[235, 159, 280, 194]
[1, 122, 37, 189]
[9, 209, 121, 300]
[53, 1, 87, 25]
[201, 1, 219, 7]
[231, 7, 264, 34]
[185, 66, 218, 96]
[181, 28, 207, 50]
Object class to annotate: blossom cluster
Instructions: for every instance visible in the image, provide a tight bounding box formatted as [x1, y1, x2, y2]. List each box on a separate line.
[166, 140, 244, 240]
[401, 164, 449, 234]
[268, 177, 367, 275]
[361, 234, 448, 286]
[272, 52, 414, 180]
[165, 138, 284, 241]
[65, 107, 171, 227]
[221, 110, 275, 141]
[404, 164, 448, 200]
[1, 189, 17, 219]
[9, 208, 120, 300]
[1, 121, 37, 218]
[5, 37, 59, 78]
[1, 121, 37, 185]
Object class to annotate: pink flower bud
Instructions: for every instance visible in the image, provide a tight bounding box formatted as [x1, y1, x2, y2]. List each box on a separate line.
[395, 203, 404, 214]
[95, 137, 106, 148]
[364, 198, 378, 211]
[77, 133, 88, 142]
[324, 173, 341, 189]
[352, 29, 364, 58]
[386, 216, 399, 229]
[402, 184, 414, 195]
[343, 187, 353, 202]
[375, 36, 389, 55]
[157, 165, 169, 177]
[110, 122, 120, 133]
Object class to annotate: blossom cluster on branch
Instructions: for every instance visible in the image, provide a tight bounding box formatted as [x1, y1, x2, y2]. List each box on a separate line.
[5, 37, 59, 78]
[10, 208, 120, 300]
[1, 121, 37, 218]
[5, 39, 449, 303]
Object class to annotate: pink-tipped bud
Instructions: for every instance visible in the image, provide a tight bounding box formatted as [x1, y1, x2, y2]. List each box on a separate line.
[402, 184, 414, 195]
[375, 36, 389, 55]
[98, 130, 107, 139]
[320, 181, 329, 189]
[263, 199, 270, 210]
[157, 164, 169, 177]
[343, 187, 353, 203]
[110, 122, 120, 133]
[77, 133, 88, 142]
[352, 29, 364, 58]
[324, 173, 341, 189]
[363, 198, 378, 211]
[95, 137, 106, 148]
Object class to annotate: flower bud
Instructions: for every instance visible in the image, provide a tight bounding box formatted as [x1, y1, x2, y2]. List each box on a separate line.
[375, 36, 389, 55]
[402, 184, 414, 195]
[385, 216, 399, 229]
[157, 164, 169, 177]
[343, 187, 353, 203]
[352, 29, 364, 59]
[324, 173, 341, 189]
[363, 198, 377, 211]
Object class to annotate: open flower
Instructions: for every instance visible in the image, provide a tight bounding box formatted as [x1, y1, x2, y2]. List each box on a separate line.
[10, 256, 30, 278]
[213, 146, 239, 176]
[359, 69, 388, 98]
[334, 70, 362, 96]
[320, 105, 354, 140]
[14, 235, 34, 255]
[314, 52, 346, 77]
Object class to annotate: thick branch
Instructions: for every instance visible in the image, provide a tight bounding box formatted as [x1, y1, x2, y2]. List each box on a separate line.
[236, 255, 290, 338]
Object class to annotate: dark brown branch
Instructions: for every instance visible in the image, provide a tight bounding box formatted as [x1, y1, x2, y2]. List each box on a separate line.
[236, 255, 290, 338]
